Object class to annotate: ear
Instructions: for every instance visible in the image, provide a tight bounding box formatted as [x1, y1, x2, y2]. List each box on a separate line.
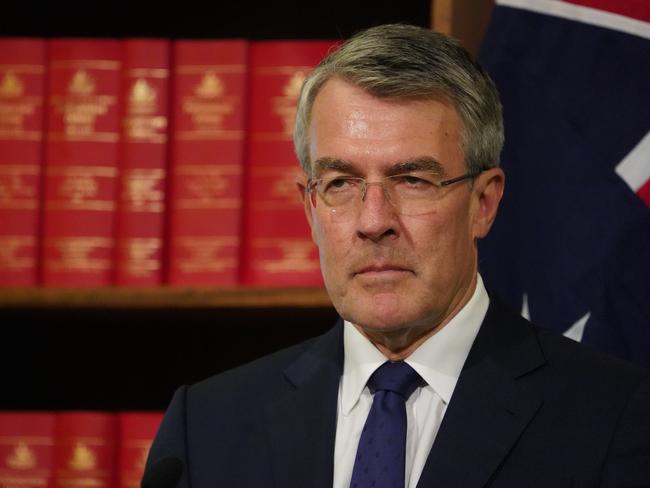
[296, 173, 318, 244]
[471, 167, 505, 239]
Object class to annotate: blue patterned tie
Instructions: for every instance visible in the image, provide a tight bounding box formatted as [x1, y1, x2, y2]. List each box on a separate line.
[349, 361, 423, 488]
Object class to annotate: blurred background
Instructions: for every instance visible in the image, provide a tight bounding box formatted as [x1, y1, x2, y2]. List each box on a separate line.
[1, 0, 648, 415]
[0, 0, 497, 411]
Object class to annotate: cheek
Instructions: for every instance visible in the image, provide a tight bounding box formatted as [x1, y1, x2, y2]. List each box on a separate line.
[313, 212, 347, 243]
[408, 207, 473, 266]
[311, 218, 353, 263]
[313, 221, 354, 294]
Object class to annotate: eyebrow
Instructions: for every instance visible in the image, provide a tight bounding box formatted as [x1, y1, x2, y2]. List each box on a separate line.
[390, 157, 444, 175]
[312, 157, 359, 177]
[311, 156, 445, 177]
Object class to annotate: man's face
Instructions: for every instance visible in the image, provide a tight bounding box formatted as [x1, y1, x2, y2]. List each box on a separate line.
[302, 78, 503, 337]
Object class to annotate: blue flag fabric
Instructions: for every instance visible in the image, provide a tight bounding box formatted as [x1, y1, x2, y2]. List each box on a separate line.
[478, 1, 650, 368]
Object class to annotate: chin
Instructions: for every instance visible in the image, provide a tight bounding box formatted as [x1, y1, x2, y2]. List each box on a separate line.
[337, 290, 425, 331]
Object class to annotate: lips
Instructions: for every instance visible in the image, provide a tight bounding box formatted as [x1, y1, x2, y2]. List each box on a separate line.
[353, 263, 412, 276]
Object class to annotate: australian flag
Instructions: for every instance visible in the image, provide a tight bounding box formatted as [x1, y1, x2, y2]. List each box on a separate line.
[478, 0, 650, 368]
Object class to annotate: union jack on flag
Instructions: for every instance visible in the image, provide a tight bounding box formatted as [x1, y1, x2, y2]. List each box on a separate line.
[478, 0, 650, 368]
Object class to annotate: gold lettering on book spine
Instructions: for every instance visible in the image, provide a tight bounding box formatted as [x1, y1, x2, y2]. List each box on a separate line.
[0, 236, 35, 270]
[69, 70, 94, 96]
[0, 69, 43, 141]
[130, 79, 156, 108]
[176, 165, 241, 209]
[124, 78, 167, 143]
[119, 238, 161, 277]
[177, 70, 240, 140]
[68, 443, 96, 471]
[121, 169, 164, 212]
[271, 71, 306, 137]
[56, 436, 110, 484]
[249, 166, 303, 209]
[45, 237, 112, 272]
[253, 238, 319, 273]
[1, 70, 24, 97]
[177, 236, 238, 272]
[49, 69, 117, 142]
[0, 164, 39, 210]
[46, 166, 116, 212]
[0, 436, 52, 486]
[5, 442, 37, 469]
[195, 72, 223, 98]
[272, 171, 302, 202]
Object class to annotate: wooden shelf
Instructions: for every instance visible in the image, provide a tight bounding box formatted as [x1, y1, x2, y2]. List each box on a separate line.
[0, 286, 332, 309]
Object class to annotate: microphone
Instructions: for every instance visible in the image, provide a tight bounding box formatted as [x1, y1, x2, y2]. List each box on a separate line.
[141, 456, 183, 488]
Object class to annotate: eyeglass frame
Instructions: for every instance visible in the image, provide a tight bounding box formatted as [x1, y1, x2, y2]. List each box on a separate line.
[305, 169, 484, 212]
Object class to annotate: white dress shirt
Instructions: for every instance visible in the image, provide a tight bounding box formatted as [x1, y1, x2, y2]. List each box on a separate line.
[332, 275, 490, 488]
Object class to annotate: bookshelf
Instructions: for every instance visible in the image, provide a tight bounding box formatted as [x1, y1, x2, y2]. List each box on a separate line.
[1, 0, 494, 410]
[0, 286, 331, 308]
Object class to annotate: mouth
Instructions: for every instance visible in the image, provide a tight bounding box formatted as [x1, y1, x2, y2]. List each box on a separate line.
[353, 264, 413, 279]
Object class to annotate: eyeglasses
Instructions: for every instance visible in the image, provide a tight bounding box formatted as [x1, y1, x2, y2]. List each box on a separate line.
[306, 170, 481, 218]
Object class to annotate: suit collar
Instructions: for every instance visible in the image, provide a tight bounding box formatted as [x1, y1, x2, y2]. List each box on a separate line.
[408, 275, 490, 404]
[417, 299, 546, 488]
[262, 298, 547, 488]
[264, 320, 343, 488]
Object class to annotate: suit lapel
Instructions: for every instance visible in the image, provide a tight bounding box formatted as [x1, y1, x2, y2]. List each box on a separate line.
[417, 301, 546, 488]
[264, 321, 343, 488]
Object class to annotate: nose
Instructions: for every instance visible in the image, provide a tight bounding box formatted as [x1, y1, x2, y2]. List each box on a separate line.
[355, 182, 398, 242]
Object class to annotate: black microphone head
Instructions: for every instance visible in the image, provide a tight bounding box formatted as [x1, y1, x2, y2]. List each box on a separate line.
[141, 456, 183, 488]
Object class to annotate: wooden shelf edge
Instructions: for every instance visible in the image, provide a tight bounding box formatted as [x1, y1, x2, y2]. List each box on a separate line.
[0, 287, 333, 309]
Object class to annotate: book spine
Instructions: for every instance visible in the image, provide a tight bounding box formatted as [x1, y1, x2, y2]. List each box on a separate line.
[115, 39, 170, 286]
[166, 40, 247, 285]
[54, 412, 116, 488]
[42, 39, 121, 286]
[0, 412, 56, 488]
[242, 41, 335, 286]
[116, 412, 163, 488]
[0, 38, 46, 286]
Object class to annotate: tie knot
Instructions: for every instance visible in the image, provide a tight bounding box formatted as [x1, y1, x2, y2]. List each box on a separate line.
[368, 361, 423, 400]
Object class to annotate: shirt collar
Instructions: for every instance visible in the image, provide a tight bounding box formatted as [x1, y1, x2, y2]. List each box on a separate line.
[341, 274, 489, 415]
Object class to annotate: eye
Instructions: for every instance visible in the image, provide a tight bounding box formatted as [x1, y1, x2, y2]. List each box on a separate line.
[394, 173, 435, 188]
[322, 176, 359, 193]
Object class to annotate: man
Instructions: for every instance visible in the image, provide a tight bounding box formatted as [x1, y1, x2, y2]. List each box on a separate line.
[146, 24, 650, 487]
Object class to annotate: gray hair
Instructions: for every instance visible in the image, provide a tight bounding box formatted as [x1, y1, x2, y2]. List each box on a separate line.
[293, 24, 504, 176]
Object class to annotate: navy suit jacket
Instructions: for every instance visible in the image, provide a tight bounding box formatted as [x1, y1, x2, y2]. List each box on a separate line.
[147, 300, 650, 487]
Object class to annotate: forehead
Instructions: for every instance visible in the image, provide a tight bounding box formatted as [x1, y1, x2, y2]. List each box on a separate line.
[308, 78, 464, 175]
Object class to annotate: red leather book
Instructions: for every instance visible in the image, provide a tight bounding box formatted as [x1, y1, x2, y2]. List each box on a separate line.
[53, 412, 116, 488]
[0, 412, 55, 488]
[115, 39, 170, 286]
[0, 39, 46, 286]
[116, 412, 163, 488]
[42, 39, 121, 286]
[242, 41, 335, 286]
[167, 40, 247, 285]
